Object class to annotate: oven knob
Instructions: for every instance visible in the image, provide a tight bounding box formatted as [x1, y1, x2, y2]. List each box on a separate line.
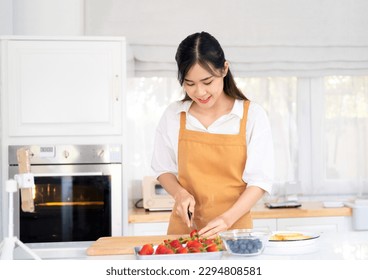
[63, 150, 70, 158]
[98, 150, 105, 158]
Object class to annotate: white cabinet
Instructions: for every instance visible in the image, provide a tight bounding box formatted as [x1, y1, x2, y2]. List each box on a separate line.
[128, 219, 278, 236]
[128, 222, 168, 236]
[253, 219, 277, 232]
[1, 36, 125, 136]
[128, 217, 353, 236]
[276, 216, 353, 233]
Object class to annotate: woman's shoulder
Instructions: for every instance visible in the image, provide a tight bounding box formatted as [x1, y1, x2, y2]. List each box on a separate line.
[157, 100, 191, 129]
[247, 100, 270, 124]
[162, 100, 191, 116]
[248, 100, 267, 116]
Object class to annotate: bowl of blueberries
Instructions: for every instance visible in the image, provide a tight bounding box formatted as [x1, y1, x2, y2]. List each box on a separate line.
[219, 229, 270, 256]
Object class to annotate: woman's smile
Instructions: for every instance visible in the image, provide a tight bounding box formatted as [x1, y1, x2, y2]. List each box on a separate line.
[197, 96, 211, 104]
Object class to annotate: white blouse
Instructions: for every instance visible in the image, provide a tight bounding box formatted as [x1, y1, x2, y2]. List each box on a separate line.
[151, 99, 274, 194]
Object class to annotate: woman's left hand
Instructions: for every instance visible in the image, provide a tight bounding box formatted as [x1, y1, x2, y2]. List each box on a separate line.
[198, 216, 230, 239]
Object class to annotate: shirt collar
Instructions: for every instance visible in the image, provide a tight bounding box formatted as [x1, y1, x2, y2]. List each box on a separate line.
[175, 100, 192, 114]
[175, 99, 244, 118]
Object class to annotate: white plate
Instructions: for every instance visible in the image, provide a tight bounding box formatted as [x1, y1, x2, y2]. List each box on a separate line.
[134, 246, 223, 260]
[265, 231, 320, 255]
[267, 231, 320, 248]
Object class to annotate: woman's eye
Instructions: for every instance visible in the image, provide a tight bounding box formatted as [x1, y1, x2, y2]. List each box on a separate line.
[203, 81, 213, 85]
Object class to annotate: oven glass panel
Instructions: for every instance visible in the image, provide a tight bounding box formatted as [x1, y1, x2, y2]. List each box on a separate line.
[19, 175, 111, 243]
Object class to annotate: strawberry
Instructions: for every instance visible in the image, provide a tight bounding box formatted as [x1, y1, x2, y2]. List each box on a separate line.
[155, 244, 169, 255]
[178, 236, 189, 244]
[206, 243, 219, 252]
[176, 247, 189, 254]
[186, 240, 203, 249]
[188, 247, 202, 253]
[138, 243, 154, 255]
[202, 239, 215, 246]
[190, 229, 199, 239]
[169, 239, 182, 249]
[213, 236, 222, 245]
[164, 248, 175, 254]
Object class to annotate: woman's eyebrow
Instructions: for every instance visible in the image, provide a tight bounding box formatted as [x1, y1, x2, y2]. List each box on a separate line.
[184, 76, 213, 83]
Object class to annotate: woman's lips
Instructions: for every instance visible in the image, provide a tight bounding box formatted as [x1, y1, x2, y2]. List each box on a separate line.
[197, 96, 211, 104]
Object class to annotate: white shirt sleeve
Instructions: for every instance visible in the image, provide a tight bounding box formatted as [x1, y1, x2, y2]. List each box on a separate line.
[151, 103, 180, 178]
[242, 103, 274, 194]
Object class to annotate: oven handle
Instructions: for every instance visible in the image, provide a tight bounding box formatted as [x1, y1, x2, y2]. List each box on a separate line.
[33, 172, 104, 177]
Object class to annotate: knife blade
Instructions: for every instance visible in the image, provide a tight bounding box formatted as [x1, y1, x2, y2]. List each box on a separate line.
[187, 207, 197, 230]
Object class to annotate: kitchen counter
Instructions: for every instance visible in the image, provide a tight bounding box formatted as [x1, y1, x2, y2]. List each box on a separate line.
[129, 201, 352, 223]
[13, 231, 367, 260]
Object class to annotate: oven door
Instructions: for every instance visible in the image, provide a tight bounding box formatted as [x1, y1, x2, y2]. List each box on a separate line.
[9, 163, 122, 243]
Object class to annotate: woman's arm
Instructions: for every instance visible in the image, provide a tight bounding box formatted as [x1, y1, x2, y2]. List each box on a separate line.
[158, 173, 195, 228]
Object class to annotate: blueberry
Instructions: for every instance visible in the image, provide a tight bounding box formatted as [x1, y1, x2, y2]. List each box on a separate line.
[246, 242, 254, 250]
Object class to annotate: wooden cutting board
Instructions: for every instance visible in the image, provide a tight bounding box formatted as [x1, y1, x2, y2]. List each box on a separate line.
[86, 235, 182, 256]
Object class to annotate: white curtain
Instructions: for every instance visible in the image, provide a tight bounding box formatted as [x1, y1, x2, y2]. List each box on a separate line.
[322, 76, 368, 195]
[132, 45, 368, 78]
[236, 77, 298, 197]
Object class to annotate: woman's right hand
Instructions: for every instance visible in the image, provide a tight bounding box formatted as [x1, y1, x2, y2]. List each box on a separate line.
[173, 188, 195, 228]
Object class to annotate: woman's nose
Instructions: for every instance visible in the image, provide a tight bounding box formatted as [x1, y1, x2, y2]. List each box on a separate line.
[195, 84, 206, 96]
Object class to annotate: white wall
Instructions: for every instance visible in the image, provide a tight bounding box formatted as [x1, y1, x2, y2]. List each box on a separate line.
[0, 0, 13, 35]
[85, 0, 368, 46]
[13, 0, 84, 35]
[84, 0, 368, 78]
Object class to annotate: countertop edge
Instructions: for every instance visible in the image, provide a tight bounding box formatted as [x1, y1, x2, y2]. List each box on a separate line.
[129, 201, 352, 223]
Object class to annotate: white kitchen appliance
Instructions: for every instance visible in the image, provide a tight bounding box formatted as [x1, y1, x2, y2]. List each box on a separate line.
[8, 144, 123, 243]
[142, 176, 174, 211]
[345, 199, 368, 231]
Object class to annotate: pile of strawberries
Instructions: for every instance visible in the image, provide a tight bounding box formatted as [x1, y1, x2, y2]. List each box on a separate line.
[138, 229, 223, 255]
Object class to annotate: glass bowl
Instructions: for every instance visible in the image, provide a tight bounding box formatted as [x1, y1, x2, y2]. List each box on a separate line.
[219, 229, 269, 256]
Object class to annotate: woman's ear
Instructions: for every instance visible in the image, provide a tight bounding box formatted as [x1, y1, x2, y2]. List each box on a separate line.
[223, 61, 229, 77]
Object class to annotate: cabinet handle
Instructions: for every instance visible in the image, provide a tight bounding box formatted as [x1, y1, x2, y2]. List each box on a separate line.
[113, 74, 120, 102]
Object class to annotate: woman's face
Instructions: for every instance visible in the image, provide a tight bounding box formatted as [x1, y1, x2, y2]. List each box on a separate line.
[183, 63, 227, 108]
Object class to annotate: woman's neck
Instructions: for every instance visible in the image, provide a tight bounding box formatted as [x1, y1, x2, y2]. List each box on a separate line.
[189, 94, 235, 128]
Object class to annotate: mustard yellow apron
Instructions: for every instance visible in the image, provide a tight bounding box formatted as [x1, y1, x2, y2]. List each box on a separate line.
[167, 100, 252, 234]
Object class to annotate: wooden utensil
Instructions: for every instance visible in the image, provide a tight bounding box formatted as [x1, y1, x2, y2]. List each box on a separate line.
[86, 235, 182, 256]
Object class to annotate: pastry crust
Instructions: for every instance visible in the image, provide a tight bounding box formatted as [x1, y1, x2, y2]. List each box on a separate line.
[270, 232, 311, 241]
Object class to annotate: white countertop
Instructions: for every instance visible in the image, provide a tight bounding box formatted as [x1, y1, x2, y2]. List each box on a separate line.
[13, 231, 368, 260]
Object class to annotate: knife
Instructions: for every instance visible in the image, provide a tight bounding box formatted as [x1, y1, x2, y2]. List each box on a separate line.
[187, 207, 197, 230]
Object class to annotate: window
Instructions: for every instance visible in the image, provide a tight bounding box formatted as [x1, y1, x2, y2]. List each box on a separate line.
[235, 77, 298, 197]
[126, 76, 368, 197]
[313, 76, 368, 195]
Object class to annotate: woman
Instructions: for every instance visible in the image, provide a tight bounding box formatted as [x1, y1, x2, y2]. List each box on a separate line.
[151, 32, 274, 238]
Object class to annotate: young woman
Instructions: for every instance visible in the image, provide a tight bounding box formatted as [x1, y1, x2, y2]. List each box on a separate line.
[151, 32, 274, 238]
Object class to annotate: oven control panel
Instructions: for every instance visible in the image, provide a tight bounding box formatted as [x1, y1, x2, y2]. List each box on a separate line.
[8, 144, 122, 165]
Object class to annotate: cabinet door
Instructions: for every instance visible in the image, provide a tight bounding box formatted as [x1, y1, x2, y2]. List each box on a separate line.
[253, 218, 277, 232]
[129, 222, 169, 236]
[277, 217, 353, 233]
[4, 38, 124, 136]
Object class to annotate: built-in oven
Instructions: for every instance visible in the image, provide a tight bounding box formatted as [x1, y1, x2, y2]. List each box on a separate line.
[8, 144, 123, 243]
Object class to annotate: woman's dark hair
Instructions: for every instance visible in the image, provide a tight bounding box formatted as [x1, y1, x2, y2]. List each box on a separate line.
[175, 31, 247, 101]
